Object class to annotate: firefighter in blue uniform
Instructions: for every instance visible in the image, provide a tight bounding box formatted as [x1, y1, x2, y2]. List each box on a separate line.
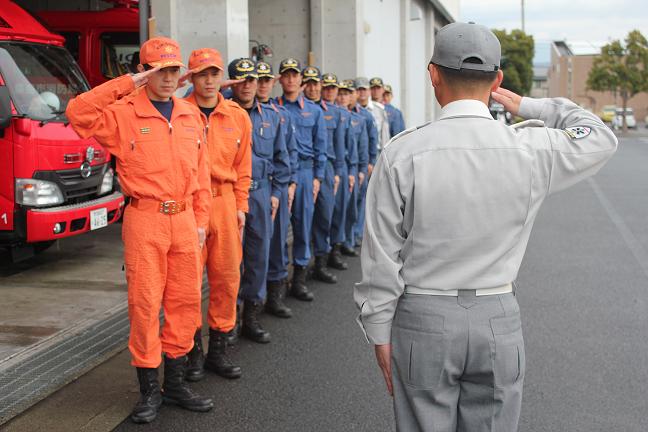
[229, 59, 291, 342]
[301, 66, 346, 282]
[345, 78, 378, 256]
[339, 79, 369, 258]
[327, 75, 356, 270]
[276, 58, 327, 301]
[255, 61, 297, 318]
[382, 84, 405, 137]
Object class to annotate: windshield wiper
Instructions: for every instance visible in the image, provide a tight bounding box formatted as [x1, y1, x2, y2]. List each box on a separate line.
[39, 110, 66, 127]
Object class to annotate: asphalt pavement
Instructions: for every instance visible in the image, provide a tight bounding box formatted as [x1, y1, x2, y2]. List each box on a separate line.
[5, 132, 647, 432]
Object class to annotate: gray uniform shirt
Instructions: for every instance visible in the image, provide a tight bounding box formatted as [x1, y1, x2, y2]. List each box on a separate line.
[365, 99, 391, 151]
[353, 97, 618, 345]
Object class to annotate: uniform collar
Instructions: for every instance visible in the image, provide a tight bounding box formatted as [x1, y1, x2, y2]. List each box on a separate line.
[439, 100, 493, 120]
[183, 91, 230, 118]
[131, 87, 195, 122]
[279, 93, 305, 110]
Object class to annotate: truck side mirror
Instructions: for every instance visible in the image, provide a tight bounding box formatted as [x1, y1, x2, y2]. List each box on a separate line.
[0, 86, 11, 130]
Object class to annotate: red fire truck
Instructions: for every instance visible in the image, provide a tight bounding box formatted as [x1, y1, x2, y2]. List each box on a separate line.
[0, 1, 125, 260]
[37, 1, 140, 88]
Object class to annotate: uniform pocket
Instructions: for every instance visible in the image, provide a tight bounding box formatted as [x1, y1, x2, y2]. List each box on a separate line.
[178, 136, 200, 176]
[126, 137, 169, 175]
[490, 314, 525, 388]
[393, 329, 446, 390]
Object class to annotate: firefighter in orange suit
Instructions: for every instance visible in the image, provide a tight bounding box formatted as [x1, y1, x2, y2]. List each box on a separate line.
[66, 37, 213, 424]
[182, 48, 252, 382]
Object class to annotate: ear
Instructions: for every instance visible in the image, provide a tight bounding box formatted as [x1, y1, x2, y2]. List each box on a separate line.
[491, 69, 504, 92]
[428, 63, 441, 88]
[137, 64, 145, 73]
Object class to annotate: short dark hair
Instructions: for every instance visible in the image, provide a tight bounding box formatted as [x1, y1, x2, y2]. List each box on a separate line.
[435, 57, 498, 87]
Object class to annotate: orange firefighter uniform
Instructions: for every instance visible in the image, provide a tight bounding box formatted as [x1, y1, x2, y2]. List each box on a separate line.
[66, 41, 211, 368]
[185, 88, 252, 334]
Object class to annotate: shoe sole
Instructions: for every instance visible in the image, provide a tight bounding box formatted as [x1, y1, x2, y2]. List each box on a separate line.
[162, 396, 214, 412]
[266, 310, 293, 319]
[184, 372, 205, 382]
[204, 365, 242, 379]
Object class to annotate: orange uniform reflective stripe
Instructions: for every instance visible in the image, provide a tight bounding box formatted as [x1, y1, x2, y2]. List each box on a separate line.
[66, 75, 211, 229]
[185, 92, 252, 213]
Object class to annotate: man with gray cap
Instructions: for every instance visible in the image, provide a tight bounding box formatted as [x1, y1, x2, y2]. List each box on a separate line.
[354, 22, 617, 431]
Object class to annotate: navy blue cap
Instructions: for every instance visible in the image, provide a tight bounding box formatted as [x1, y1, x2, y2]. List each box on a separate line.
[228, 58, 257, 80]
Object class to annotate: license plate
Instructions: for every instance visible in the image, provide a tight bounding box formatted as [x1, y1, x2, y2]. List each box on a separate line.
[90, 207, 108, 230]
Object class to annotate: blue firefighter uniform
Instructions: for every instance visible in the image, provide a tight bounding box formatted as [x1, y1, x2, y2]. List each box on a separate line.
[310, 98, 346, 281]
[384, 103, 405, 137]
[240, 99, 290, 304]
[330, 105, 355, 249]
[351, 104, 378, 249]
[343, 105, 369, 254]
[276, 91, 327, 299]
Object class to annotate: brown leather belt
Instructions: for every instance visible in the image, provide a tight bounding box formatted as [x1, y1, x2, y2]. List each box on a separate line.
[211, 182, 234, 197]
[130, 198, 188, 215]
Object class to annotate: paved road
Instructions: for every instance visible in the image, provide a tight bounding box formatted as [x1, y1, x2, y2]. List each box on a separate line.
[105, 133, 647, 432]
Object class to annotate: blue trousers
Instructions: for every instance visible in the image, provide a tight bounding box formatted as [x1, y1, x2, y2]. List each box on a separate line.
[267, 186, 289, 282]
[239, 182, 272, 302]
[312, 162, 336, 256]
[344, 178, 359, 249]
[330, 166, 349, 246]
[291, 163, 314, 267]
[353, 174, 368, 243]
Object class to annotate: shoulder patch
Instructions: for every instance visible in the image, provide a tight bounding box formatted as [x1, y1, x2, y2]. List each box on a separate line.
[562, 126, 591, 139]
[510, 119, 545, 130]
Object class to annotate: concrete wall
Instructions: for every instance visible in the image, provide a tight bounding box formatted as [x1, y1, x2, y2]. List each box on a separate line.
[152, 0, 249, 65]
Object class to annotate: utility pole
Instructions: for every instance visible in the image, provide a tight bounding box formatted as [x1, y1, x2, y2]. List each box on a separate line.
[521, 0, 526, 32]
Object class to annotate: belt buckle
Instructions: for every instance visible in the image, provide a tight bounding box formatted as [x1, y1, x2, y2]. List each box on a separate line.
[160, 200, 177, 215]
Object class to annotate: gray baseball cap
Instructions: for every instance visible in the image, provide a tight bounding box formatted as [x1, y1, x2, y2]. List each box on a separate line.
[430, 22, 501, 72]
[355, 77, 370, 89]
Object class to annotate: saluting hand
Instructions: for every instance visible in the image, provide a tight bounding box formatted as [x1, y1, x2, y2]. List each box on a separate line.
[375, 344, 393, 397]
[131, 65, 161, 88]
[271, 196, 279, 221]
[220, 78, 245, 89]
[178, 70, 193, 88]
[491, 88, 522, 117]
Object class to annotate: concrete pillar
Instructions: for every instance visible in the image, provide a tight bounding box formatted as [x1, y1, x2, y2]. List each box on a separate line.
[151, 0, 249, 65]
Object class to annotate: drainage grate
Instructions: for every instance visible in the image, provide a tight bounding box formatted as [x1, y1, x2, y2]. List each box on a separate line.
[0, 279, 209, 425]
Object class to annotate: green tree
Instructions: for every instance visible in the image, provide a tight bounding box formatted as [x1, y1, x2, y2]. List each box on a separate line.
[492, 29, 534, 96]
[587, 30, 648, 132]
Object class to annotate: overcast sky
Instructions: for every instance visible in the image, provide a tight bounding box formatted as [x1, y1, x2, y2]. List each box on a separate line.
[459, 0, 648, 64]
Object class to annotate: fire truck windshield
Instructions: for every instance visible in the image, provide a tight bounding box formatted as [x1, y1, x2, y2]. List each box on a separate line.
[0, 41, 89, 122]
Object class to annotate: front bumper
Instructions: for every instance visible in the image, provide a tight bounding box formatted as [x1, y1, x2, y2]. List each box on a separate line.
[26, 192, 125, 243]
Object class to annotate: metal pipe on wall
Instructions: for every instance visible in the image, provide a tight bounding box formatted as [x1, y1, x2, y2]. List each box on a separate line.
[139, 0, 149, 45]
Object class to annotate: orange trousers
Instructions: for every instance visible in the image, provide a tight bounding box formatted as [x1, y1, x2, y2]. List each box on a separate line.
[199, 183, 243, 332]
[123, 204, 202, 368]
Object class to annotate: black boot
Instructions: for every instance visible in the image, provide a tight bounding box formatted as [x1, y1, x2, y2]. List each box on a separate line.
[328, 244, 348, 270]
[290, 265, 314, 301]
[226, 305, 242, 346]
[204, 328, 242, 379]
[162, 356, 213, 412]
[312, 255, 338, 283]
[130, 367, 162, 424]
[266, 279, 293, 318]
[185, 329, 205, 382]
[340, 244, 359, 257]
[242, 300, 271, 343]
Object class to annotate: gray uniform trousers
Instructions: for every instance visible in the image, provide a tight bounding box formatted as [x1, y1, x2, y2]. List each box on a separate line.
[391, 291, 524, 432]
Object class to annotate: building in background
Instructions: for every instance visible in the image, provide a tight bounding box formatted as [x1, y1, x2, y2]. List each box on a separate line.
[17, 0, 457, 127]
[530, 65, 549, 98]
[548, 40, 648, 120]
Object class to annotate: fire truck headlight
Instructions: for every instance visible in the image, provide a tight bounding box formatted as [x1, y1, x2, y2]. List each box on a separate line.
[15, 179, 64, 207]
[99, 168, 114, 195]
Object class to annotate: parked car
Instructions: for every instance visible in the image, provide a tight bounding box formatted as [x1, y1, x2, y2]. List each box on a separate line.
[612, 108, 637, 129]
[600, 105, 616, 123]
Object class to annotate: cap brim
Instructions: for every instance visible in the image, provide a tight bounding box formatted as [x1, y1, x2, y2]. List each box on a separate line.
[191, 63, 224, 74]
[280, 67, 301, 74]
[356, 85, 369, 89]
[148, 60, 185, 68]
[322, 83, 339, 88]
[257, 73, 275, 79]
[233, 73, 258, 80]
[303, 77, 321, 83]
